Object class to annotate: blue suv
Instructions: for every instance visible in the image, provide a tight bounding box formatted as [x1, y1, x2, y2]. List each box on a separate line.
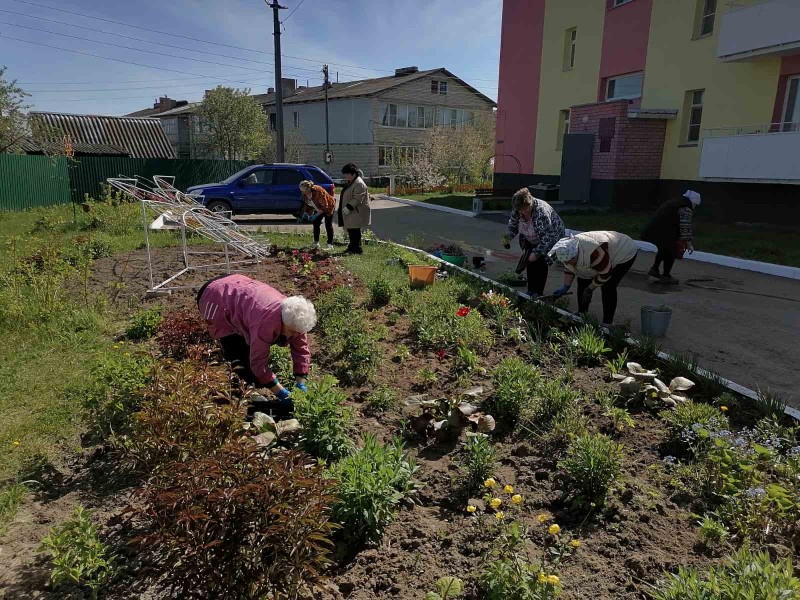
[187, 164, 335, 216]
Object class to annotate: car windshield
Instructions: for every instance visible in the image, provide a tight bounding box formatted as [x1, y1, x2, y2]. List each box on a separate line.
[221, 166, 257, 185]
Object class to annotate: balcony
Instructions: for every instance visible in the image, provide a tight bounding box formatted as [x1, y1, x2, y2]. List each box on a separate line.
[717, 0, 800, 62]
[699, 122, 800, 182]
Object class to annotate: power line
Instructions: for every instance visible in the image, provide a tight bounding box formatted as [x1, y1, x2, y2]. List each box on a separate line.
[283, 0, 307, 22]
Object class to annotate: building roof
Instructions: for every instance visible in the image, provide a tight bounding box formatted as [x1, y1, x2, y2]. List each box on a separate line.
[29, 112, 175, 158]
[144, 68, 496, 117]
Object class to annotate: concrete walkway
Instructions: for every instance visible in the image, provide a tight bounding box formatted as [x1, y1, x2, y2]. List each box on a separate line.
[235, 199, 800, 408]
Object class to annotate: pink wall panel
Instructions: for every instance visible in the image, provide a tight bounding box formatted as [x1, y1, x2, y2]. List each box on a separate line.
[494, 0, 547, 174]
[598, 0, 654, 100]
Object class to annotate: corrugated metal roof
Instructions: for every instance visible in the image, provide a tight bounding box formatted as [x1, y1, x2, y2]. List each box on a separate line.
[29, 112, 175, 158]
[18, 138, 129, 156]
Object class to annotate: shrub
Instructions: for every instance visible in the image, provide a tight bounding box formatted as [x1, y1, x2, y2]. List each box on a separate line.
[293, 376, 354, 461]
[526, 378, 579, 428]
[121, 362, 243, 472]
[268, 344, 293, 379]
[460, 435, 497, 497]
[652, 546, 800, 600]
[568, 325, 610, 365]
[559, 433, 623, 508]
[410, 299, 493, 353]
[133, 444, 337, 600]
[332, 329, 380, 386]
[38, 506, 114, 599]
[662, 401, 729, 458]
[366, 386, 397, 411]
[368, 277, 393, 308]
[330, 434, 418, 543]
[488, 357, 540, 425]
[546, 405, 589, 448]
[697, 516, 729, 547]
[156, 310, 212, 360]
[315, 286, 355, 335]
[125, 305, 163, 340]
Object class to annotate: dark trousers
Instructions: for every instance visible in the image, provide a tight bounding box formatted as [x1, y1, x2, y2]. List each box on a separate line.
[577, 254, 637, 324]
[312, 213, 334, 244]
[347, 228, 363, 253]
[652, 245, 675, 276]
[526, 255, 549, 296]
[219, 334, 257, 384]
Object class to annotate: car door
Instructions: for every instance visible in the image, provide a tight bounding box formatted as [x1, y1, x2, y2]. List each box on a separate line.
[268, 168, 305, 213]
[232, 168, 274, 212]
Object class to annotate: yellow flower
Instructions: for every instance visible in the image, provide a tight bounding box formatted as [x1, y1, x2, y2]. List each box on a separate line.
[466, 505, 477, 513]
[511, 494, 524, 505]
[12, 440, 20, 447]
[546, 575, 560, 586]
[536, 513, 550, 523]
[537, 572, 547, 583]
[503, 485, 514, 494]
[484, 478, 496, 489]
[570, 539, 582, 548]
[113, 345, 119, 349]
[490, 498, 502, 509]
[548, 524, 561, 535]
[720, 406, 729, 412]
[495, 511, 505, 520]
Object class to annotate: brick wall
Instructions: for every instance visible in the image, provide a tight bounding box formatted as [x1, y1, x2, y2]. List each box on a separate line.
[570, 100, 666, 181]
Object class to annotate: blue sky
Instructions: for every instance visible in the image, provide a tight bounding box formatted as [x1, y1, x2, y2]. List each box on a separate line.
[0, 0, 502, 116]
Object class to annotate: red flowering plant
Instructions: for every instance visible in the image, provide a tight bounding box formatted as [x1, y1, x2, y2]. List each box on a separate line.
[456, 306, 471, 317]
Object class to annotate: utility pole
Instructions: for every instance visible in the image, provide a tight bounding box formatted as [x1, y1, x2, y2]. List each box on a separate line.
[323, 64, 332, 165]
[269, 1, 287, 162]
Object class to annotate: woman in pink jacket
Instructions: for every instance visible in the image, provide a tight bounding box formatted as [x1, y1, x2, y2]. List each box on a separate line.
[196, 274, 316, 411]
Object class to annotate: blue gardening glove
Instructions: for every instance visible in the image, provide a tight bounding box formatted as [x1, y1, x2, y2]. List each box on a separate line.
[552, 284, 571, 298]
[296, 382, 308, 393]
[275, 387, 292, 401]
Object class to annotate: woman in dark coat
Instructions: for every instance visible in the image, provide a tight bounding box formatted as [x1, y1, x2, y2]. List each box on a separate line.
[641, 190, 700, 284]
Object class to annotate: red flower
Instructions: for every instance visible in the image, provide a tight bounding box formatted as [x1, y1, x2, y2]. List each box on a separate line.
[291, 249, 300, 257]
[456, 307, 471, 317]
[436, 349, 446, 360]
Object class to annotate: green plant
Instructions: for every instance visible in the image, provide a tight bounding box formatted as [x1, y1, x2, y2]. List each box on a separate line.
[366, 385, 397, 411]
[386, 310, 401, 326]
[268, 344, 293, 379]
[293, 376, 355, 461]
[419, 366, 439, 386]
[124, 305, 163, 340]
[605, 349, 629, 376]
[756, 387, 787, 419]
[488, 357, 540, 425]
[368, 277, 393, 308]
[134, 444, 337, 600]
[394, 343, 411, 362]
[568, 325, 610, 365]
[661, 401, 729, 458]
[453, 344, 479, 374]
[426, 577, 464, 600]
[460, 434, 497, 497]
[0, 483, 26, 535]
[331, 329, 380, 386]
[478, 290, 519, 336]
[330, 434, 418, 543]
[558, 433, 623, 509]
[410, 295, 493, 353]
[604, 406, 636, 433]
[38, 506, 114, 599]
[156, 309, 213, 360]
[633, 335, 661, 364]
[546, 405, 589, 448]
[697, 516, 729, 547]
[651, 546, 800, 600]
[315, 286, 355, 335]
[527, 377, 579, 428]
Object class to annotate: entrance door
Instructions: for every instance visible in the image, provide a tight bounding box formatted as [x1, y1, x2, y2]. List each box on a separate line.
[782, 76, 800, 132]
[560, 133, 594, 205]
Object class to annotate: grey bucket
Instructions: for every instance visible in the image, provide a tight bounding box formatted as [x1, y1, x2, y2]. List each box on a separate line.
[641, 305, 673, 338]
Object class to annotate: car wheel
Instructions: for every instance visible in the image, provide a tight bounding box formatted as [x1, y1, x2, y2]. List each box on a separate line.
[206, 200, 233, 215]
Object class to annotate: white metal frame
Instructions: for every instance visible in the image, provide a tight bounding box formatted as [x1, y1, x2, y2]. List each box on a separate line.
[107, 175, 271, 295]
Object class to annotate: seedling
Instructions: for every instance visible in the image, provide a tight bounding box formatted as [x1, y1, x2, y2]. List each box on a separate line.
[425, 577, 464, 600]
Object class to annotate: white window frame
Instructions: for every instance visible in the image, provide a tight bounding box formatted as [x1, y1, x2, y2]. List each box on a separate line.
[431, 80, 439, 94]
[685, 89, 704, 144]
[606, 72, 644, 101]
[698, 0, 717, 38]
[564, 28, 577, 71]
[557, 109, 570, 150]
[612, 0, 634, 7]
[378, 145, 418, 168]
[782, 76, 800, 132]
[439, 81, 448, 95]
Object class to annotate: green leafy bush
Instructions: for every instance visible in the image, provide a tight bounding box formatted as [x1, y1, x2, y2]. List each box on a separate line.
[368, 277, 393, 308]
[394, 343, 411, 362]
[332, 329, 380, 385]
[418, 366, 439, 386]
[661, 401, 729, 458]
[38, 506, 115, 599]
[134, 444, 337, 600]
[330, 434, 418, 543]
[652, 546, 800, 600]
[526, 378, 579, 428]
[293, 376, 354, 461]
[697, 516, 729, 547]
[315, 286, 355, 335]
[366, 386, 397, 411]
[453, 345, 479, 374]
[268, 344, 293, 379]
[559, 433, 623, 508]
[410, 298, 493, 353]
[460, 434, 497, 497]
[488, 358, 540, 425]
[124, 306, 163, 340]
[568, 325, 610, 365]
[156, 310, 213, 360]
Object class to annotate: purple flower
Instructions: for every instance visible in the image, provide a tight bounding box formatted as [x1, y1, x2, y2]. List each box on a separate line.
[662, 456, 677, 465]
[745, 487, 766, 499]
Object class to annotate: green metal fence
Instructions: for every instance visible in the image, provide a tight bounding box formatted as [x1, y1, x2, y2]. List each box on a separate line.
[0, 155, 255, 210]
[0, 155, 70, 210]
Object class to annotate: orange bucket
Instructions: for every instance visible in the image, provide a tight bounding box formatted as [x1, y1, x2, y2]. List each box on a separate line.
[408, 265, 437, 289]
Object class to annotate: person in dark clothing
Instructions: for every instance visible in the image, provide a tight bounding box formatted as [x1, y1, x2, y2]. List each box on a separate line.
[337, 163, 370, 254]
[641, 190, 701, 284]
[501, 188, 566, 297]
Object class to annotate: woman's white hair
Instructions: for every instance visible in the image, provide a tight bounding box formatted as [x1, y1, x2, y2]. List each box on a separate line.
[299, 180, 314, 193]
[281, 296, 317, 334]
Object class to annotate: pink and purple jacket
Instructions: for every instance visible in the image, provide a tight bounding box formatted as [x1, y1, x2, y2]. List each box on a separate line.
[198, 274, 311, 385]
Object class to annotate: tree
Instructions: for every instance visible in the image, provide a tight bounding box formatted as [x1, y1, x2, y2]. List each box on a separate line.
[259, 127, 306, 164]
[422, 112, 495, 184]
[196, 87, 269, 160]
[0, 66, 31, 154]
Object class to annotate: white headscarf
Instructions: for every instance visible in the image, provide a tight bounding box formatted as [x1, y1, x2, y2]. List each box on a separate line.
[548, 237, 579, 263]
[683, 190, 701, 206]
